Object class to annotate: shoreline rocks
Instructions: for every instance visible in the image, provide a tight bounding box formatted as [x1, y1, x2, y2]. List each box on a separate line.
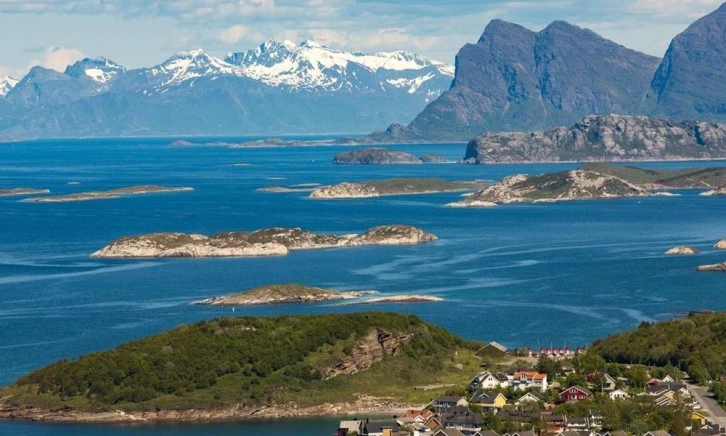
[23, 186, 193, 203]
[700, 187, 726, 196]
[92, 225, 437, 258]
[665, 246, 700, 255]
[358, 295, 444, 304]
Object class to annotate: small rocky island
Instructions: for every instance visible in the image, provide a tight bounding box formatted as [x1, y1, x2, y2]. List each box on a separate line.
[665, 246, 700, 255]
[697, 262, 726, 272]
[0, 188, 50, 197]
[23, 186, 193, 203]
[92, 225, 437, 258]
[448, 169, 647, 207]
[358, 295, 444, 304]
[333, 148, 446, 165]
[309, 178, 484, 199]
[194, 284, 377, 306]
[701, 187, 726, 196]
[715, 239, 726, 249]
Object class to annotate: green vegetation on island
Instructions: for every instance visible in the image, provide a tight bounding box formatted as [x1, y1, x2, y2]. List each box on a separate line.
[590, 312, 726, 383]
[1, 313, 480, 415]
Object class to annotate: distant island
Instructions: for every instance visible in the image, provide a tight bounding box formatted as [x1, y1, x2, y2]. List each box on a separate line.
[333, 148, 447, 165]
[357, 295, 444, 304]
[172, 138, 336, 148]
[448, 164, 726, 207]
[0, 188, 50, 198]
[664, 246, 700, 255]
[22, 186, 193, 203]
[309, 178, 484, 199]
[92, 225, 437, 258]
[697, 262, 726, 272]
[193, 284, 378, 306]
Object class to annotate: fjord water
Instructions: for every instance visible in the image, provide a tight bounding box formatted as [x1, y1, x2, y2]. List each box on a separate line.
[2, 138, 726, 435]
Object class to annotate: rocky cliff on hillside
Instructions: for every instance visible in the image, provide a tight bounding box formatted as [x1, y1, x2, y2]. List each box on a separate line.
[320, 329, 411, 379]
[649, 3, 726, 121]
[362, 19, 660, 142]
[462, 115, 726, 163]
[448, 169, 648, 207]
[92, 225, 436, 258]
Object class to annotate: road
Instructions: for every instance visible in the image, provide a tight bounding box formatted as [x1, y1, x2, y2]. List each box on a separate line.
[688, 383, 726, 428]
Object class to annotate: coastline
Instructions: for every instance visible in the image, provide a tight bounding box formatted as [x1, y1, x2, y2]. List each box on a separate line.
[0, 397, 419, 424]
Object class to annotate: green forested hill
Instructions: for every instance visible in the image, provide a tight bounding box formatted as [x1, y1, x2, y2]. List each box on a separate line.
[590, 312, 726, 383]
[3, 312, 480, 412]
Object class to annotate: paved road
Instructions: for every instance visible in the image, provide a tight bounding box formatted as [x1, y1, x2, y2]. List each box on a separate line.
[688, 383, 726, 427]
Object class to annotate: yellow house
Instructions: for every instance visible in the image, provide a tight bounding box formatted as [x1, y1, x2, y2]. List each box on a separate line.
[471, 391, 507, 410]
[691, 412, 708, 426]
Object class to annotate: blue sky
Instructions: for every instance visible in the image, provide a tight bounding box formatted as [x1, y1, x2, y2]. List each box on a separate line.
[0, 0, 723, 78]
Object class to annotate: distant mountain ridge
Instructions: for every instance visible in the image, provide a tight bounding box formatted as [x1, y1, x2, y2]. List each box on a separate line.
[0, 41, 453, 140]
[367, 3, 726, 142]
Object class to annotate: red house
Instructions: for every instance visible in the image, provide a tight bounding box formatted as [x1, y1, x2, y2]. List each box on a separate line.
[559, 386, 591, 403]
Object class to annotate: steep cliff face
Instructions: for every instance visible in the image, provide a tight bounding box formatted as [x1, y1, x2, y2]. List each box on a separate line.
[321, 329, 412, 379]
[370, 20, 660, 141]
[649, 3, 726, 121]
[463, 114, 726, 163]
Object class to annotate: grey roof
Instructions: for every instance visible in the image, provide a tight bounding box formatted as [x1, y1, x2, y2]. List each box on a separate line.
[568, 417, 589, 424]
[480, 431, 501, 436]
[435, 395, 465, 403]
[517, 391, 545, 402]
[435, 429, 467, 436]
[495, 372, 510, 381]
[338, 420, 362, 432]
[363, 419, 399, 433]
[471, 391, 501, 404]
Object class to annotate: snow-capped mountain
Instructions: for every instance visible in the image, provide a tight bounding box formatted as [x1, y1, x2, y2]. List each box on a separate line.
[0, 41, 454, 139]
[225, 40, 453, 92]
[64, 57, 126, 84]
[0, 76, 18, 97]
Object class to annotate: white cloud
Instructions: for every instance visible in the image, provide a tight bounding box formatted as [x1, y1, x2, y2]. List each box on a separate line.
[29, 46, 85, 72]
[217, 24, 249, 44]
[629, 0, 723, 17]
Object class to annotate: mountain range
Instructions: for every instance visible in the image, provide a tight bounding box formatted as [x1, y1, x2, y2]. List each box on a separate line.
[0, 41, 453, 140]
[367, 3, 726, 142]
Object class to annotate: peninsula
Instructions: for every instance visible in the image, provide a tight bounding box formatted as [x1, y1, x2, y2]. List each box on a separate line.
[91, 225, 437, 258]
[309, 178, 484, 199]
[333, 148, 446, 165]
[23, 186, 193, 203]
[193, 284, 377, 306]
[0, 313, 479, 422]
[0, 188, 50, 197]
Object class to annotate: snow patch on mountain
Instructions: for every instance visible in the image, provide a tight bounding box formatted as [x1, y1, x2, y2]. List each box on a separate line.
[0, 76, 19, 97]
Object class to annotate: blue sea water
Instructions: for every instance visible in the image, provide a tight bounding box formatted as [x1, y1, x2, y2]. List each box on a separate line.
[1, 137, 725, 435]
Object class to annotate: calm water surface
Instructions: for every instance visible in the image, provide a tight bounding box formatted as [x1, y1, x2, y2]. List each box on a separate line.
[1, 137, 725, 435]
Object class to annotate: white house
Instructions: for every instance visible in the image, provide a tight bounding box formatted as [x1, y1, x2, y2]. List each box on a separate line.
[608, 389, 630, 400]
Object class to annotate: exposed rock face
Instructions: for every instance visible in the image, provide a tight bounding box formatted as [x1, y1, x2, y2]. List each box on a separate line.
[697, 262, 726, 272]
[92, 225, 437, 258]
[649, 4, 726, 122]
[449, 169, 648, 206]
[320, 329, 411, 379]
[463, 115, 726, 163]
[310, 182, 380, 199]
[700, 187, 726, 196]
[665, 246, 700, 255]
[333, 148, 422, 164]
[194, 284, 376, 306]
[363, 19, 660, 142]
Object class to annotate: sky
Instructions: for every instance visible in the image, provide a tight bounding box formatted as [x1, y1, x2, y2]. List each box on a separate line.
[0, 0, 723, 79]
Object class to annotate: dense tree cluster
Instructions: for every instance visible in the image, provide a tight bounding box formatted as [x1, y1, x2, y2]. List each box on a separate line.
[590, 312, 726, 383]
[15, 312, 470, 407]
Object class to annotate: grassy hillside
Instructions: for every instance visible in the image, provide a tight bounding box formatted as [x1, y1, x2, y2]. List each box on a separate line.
[2, 313, 481, 412]
[590, 312, 726, 383]
[584, 163, 726, 188]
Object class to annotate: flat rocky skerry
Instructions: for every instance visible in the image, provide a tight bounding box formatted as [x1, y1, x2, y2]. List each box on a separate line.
[309, 178, 485, 199]
[194, 284, 378, 306]
[92, 225, 437, 258]
[23, 185, 193, 203]
[333, 148, 446, 165]
[0, 188, 50, 197]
